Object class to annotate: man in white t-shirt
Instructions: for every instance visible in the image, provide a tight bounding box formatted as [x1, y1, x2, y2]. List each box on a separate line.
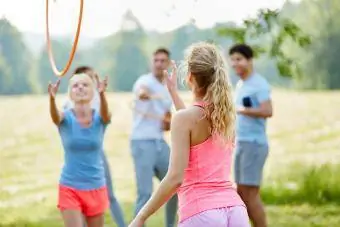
[130, 48, 177, 227]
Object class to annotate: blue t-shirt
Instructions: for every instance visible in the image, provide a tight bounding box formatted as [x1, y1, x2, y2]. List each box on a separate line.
[58, 109, 107, 190]
[234, 73, 271, 144]
[131, 73, 172, 140]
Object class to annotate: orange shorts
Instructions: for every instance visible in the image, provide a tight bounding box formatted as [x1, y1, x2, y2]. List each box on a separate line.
[57, 185, 109, 217]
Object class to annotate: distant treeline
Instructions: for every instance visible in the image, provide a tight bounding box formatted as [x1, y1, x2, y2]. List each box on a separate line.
[0, 0, 339, 95]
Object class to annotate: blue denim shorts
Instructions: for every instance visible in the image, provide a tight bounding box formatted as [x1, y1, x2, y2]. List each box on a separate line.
[234, 141, 269, 186]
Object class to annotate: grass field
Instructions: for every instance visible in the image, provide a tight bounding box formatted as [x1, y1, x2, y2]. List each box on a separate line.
[1, 90, 340, 227]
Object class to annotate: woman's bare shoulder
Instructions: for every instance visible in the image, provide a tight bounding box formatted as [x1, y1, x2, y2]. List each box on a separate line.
[172, 106, 205, 128]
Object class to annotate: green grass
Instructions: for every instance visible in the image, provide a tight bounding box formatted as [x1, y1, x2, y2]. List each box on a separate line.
[1, 204, 339, 227]
[1, 90, 340, 227]
[262, 163, 340, 205]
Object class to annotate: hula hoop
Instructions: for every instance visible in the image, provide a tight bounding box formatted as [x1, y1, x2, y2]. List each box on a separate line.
[45, 0, 84, 77]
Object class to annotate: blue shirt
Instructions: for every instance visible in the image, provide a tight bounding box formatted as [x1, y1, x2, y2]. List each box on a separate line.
[58, 109, 107, 190]
[131, 73, 172, 140]
[234, 73, 271, 144]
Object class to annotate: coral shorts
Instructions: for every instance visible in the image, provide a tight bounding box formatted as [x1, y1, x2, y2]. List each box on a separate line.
[57, 185, 109, 217]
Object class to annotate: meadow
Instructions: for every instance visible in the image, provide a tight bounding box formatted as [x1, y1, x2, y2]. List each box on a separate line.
[1, 90, 340, 227]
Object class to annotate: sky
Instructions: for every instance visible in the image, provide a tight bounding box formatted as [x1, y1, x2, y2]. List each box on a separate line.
[0, 0, 298, 38]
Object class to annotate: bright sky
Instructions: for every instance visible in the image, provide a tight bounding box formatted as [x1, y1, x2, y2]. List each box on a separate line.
[0, 0, 297, 38]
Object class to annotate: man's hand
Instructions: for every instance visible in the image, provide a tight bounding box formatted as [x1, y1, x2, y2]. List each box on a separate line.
[236, 100, 273, 118]
[138, 85, 151, 100]
[236, 106, 247, 115]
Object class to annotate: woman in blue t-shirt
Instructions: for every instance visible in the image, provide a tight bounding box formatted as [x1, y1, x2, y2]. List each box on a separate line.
[62, 66, 126, 227]
[48, 72, 110, 227]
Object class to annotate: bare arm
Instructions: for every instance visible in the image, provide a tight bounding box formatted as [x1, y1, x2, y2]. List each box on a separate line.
[97, 76, 111, 124]
[49, 96, 64, 125]
[137, 85, 165, 100]
[165, 61, 186, 110]
[168, 88, 186, 110]
[136, 111, 191, 222]
[99, 92, 111, 123]
[48, 80, 63, 125]
[237, 100, 273, 118]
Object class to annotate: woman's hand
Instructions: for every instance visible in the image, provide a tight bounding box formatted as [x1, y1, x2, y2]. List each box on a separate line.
[165, 60, 178, 92]
[165, 60, 186, 110]
[97, 75, 111, 123]
[48, 79, 60, 99]
[97, 75, 108, 93]
[48, 79, 63, 125]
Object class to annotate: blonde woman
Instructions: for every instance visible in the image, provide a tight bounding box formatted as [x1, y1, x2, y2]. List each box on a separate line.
[129, 42, 250, 227]
[49, 72, 110, 227]
[62, 66, 126, 227]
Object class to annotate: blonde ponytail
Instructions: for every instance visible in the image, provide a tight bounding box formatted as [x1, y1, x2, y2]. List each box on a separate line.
[203, 66, 235, 141]
[184, 42, 235, 142]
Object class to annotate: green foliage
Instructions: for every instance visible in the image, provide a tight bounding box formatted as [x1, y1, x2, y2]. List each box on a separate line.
[291, 0, 340, 89]
[112, 39, 149, 91]
[0, 18, 34, 94]
[110, 11, 149, 91]
[217, 26, 246, 43]
[2, 3, 340, 93]
[217, 8, 311, 78]
[262, 163, 340, 205]
[0, 54, 12, 93]
[36, 40, 74, 93]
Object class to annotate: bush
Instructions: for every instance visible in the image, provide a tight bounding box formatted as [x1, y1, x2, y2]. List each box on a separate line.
[262, 163, 340, 205]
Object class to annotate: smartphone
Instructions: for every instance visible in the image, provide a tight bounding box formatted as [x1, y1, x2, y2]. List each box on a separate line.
[242, 96, 252, 107]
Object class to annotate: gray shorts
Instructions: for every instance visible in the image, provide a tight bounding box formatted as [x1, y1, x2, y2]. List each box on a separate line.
[234, 141, 269, 186]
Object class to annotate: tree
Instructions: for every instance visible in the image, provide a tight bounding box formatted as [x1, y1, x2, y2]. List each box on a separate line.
[110, 10, 149, 91]
[217, 8, 311, 79]
[37, 39, 82, 93]
[0, 54, 11, 94]
[0, 18, 34, 94]
[170, 21, 234, 62]
[279, 0, 340, 89]
[170, 22, 198, 61]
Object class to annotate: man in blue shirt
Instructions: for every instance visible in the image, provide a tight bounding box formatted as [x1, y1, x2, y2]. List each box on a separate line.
[229, 44, 273, 227]
[130, 48, 177, 227]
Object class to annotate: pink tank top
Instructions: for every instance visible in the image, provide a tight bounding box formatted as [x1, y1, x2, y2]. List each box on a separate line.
[177, 102, 245, 222]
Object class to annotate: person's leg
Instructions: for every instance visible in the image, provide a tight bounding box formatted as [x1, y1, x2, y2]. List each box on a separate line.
[154, 139, 178, 227]
[58, 185, 84, 227]
[61, 210, 84, 227]
[227, 206, 251, 227]
[236, 142, 269, 227]
[83, 187, 109, 227]
[237, 186, 266, 227]
[102, 151, 126, 227]
[86, 214, 105, 227]
[82, 216, 87, 227]
[130, 139, 157, 217]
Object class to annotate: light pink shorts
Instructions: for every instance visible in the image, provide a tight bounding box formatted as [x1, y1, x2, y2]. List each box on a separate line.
[178, 206, 250, 227]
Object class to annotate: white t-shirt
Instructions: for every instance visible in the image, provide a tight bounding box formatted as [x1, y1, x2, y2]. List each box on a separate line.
[131, 73, 172, 140]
